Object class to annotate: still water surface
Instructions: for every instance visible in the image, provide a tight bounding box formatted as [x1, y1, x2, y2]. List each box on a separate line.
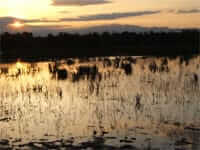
[0, 56, 200, 150]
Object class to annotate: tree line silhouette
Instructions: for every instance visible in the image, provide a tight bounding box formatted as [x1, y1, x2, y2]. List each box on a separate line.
[1, 29, 199, 59]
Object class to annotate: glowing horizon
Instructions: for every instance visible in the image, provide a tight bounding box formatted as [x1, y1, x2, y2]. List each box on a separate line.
[10, 21, 24, 28]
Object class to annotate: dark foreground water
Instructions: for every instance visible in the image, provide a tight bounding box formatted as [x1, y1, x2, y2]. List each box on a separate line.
[0, 56, 200, 150]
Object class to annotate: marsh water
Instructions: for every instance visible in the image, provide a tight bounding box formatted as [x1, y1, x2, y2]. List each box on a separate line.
[0, 56, 200, 150]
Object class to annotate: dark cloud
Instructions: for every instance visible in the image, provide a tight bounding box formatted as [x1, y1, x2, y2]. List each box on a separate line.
[60, 10, 161, 21]
[0, 10, 161, 27]
[52, 0, 111, 6]
[0, 17, 17, 25]
[0, 17, 59, 26]
[177, 9, 200, 14]
[23, 19, 59, 23]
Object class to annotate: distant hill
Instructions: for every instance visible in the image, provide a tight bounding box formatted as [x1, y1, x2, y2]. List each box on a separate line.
[7, 24, 198, 36]
[68, 24, 179, 34]
[28, 24, 184, 36]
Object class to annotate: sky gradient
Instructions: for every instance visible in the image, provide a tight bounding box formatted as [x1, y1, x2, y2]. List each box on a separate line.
[0, 0, 200, 34]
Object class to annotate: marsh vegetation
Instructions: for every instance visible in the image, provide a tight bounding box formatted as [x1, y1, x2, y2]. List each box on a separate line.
[0, 56, 200, 149]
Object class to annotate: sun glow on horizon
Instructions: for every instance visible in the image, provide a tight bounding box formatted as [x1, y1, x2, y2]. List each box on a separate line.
[10, 21, 24, 28]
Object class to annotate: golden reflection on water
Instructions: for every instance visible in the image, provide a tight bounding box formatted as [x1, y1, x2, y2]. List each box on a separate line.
[0, 56, 200, 149]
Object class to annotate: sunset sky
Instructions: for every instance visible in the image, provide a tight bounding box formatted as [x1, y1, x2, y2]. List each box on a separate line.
[0, 0, 200, 34]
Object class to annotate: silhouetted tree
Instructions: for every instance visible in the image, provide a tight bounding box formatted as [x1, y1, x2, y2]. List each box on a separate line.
[1, 29, 199, 59]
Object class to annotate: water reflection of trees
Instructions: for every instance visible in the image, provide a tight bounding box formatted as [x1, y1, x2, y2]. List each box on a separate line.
[0, 56, 199, 150]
